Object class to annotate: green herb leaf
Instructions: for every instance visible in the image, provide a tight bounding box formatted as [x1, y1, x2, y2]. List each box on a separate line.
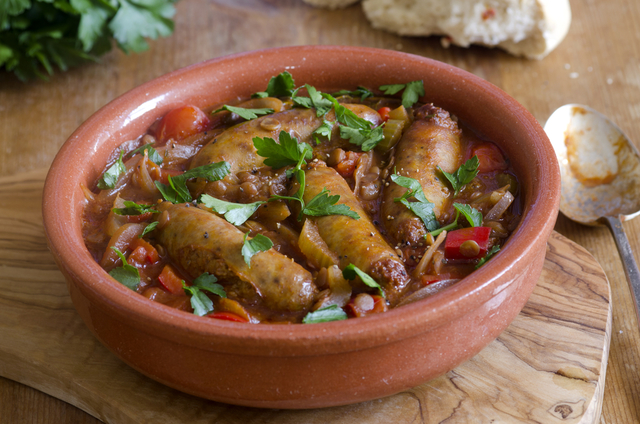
[242, 233, 273, 267]
[391, 174, 439, 231]
[108, 247, 140, 291]
[428, 211, 459, 238]
[342, 264, 384, 298]
[156, 161, 230, 203]
[193, 272, 226, 298]
[129, 143, 163, 165]
[453, 203, 483, 227]
[251, 91, 268, 99]
[438, 156, 480, 196]
[324, 93, 384, 151]
[262, 71, 295, 97]
[200, 194, 265, 226]
[212, 105, 274, 121]
[108, 0, 175, 54]
[139, 221, 158, 238]
[379, 81, 425, 108]
[332, 86, 374, 101]
[313, 120, 334, 144]
[113, 200, 159, 216]
[253, 131, 313, 169]
[475, 245, 500, 269]
[302, 305, 348, 324]
[97, 150, 126, 190]
[301, 188, 360, 220]
[292, 84, 333, 117]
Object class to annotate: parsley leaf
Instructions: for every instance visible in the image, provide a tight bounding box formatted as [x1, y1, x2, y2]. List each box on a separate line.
[332, 86, 374, 101]
[97, 150, 126, 190]
[292, 84, 333, 117]
[379, 81, 425, 108]
[113, 200, 159, 216]
[212, 105, 274, 121]
[109, 0, 175, 54]
[313, 120, 334, 144]
[303, 305, 348, 324]
[129, 143, 163, 165]
[155, 161, 230, 203]
[476, 245, 500, 269]
[200, 195, 265, 226]
[254, 71, 295, 98]
[139, 221, 158, 238]
[390, 174, 439, 232]
[301, 188, 360, 220]
[438, 156, 480, 196]
[253, 131, 313, 169]
[242, 233, 273, 267]
[108, 247, 140, 291]
[323, 93, 384, 151]
[453, 203, 483, 227]
[182, 273, 227, 316]
[342, 264, 384, 298]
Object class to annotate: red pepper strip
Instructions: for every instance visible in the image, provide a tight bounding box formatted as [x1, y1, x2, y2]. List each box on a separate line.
[157, 265, 185, 295]
[133, 238, 159, 263]
[208, 312, 249, 323]
[444, 227, 492, 260]
[377, 107, 391, 122]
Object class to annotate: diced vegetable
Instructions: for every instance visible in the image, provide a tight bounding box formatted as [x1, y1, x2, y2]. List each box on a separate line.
[154, 105, 212, 142]
[377, 119, 405, 153]
[346, 294, 387, 318]
[444, 227, 492, 260]
[377, 107, 391, 122]
[334, 151, 362, 178]
[387, 105, 410, 122]
[299, 220, 340, 269]
[471, 143, 508, 173]
[208, 312, 249, 323]
[158, 265, 186, 295]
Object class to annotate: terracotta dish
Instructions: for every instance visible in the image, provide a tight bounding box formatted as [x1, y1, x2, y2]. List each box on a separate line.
[42, 46, 560, 409]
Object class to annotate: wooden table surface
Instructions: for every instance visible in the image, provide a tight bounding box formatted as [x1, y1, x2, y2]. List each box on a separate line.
[1, 0, 639, 422]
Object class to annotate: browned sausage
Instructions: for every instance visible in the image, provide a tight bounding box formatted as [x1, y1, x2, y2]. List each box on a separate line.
[154, 202, 317, 313]
[188, 105, 382, 196]
[381, 104, 463, 245]
[303, 164, 409, 303]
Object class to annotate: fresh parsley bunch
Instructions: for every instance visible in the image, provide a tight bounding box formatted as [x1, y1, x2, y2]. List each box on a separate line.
[0, 0, 177, 81]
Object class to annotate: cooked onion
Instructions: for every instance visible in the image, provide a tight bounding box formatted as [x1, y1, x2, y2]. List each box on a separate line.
[100, 223, 145, 270]
[312, 265, 352, 310]
[299, 220, 339, 269]
[413, 230, 447, 278]
[485, 190, 515, 221]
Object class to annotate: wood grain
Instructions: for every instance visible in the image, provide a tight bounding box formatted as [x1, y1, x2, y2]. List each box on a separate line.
[0, 170, 611, 423]
[1, 0, 639, 422]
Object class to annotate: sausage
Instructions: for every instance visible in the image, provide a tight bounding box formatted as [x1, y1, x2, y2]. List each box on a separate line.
[303, 164, 409, 303]
[189, 104, 382, 196]
[154, 202, 317, 313]
[381, 104, 463, 245]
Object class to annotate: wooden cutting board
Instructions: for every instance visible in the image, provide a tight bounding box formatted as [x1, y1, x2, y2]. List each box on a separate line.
[0, 169, 611, 424]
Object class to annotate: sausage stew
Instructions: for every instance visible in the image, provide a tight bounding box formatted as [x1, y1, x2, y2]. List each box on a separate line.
[82, 74, 521, 324]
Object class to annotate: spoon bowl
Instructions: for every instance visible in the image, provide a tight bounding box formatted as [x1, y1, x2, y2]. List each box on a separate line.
[545, 104, 640, 323]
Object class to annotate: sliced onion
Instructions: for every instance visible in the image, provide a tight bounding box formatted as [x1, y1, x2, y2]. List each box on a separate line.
[99, 223, 145, 270]
[298, 219, 339, 269]
[312, 265, 352, 310]
[353, 151, 373, 195]
[413, 230, 447, 278]
[103, 194, 128, 237]
[485, 190, 515, 221]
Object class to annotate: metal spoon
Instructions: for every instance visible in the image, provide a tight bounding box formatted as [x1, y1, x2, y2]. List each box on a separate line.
[544, 104, 640, 324]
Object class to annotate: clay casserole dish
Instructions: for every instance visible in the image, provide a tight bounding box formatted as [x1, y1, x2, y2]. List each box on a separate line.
[42, 46, 560, 409]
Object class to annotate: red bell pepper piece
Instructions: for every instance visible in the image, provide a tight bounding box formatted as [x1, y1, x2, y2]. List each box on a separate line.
[208, 312, 249, 323]
[445, 227, 492, 260]
[377, 107, 391, 122]
[157, 265, 186, 295]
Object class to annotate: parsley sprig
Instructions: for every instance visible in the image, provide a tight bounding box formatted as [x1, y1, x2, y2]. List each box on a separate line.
[390, 173, 439, 232]
[379, 81, 425, 109]
[300, 188, 360, 220]
[303, 305, 347, 324]
[342, 264, 385, 298]
[1, 0, 176, 81]
[155, 161, 230, 203]
[97, 150, 126, 190]
[112, 201, 159, 216]
[323, 94, 384, 151]
[108, 247, 140, 291]
[252, 71, 295, 98]
[129, 143, 163, 165]
[200, 195, 265, 226]
[439, 156, 480, 196]
[292, 84, 333, 117]
[212, 105, 274, 121]
[242, 233, 273, 267]
[476, 245, 500, 269]
[253, 131, 312, 169]
[332, 86, 374, 102]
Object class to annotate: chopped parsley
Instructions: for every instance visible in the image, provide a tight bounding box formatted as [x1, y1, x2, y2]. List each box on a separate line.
[453, 203, 483, 227]
[139, 221, 158, 238]
[241, 233, 273, 267]
[129, 143, 163, 165]
[155, 161, 230, 203]
[200, 195, 265, 226]
[108, 247, 140, 291]
[332, 86, 374, 101]
[323, 93, 384, 151]
[379, 80, 425, 108]
[312, 120, 334, 144]
[112, 200, 159, 216]
[476, 245, 500, 269]
[212, 105, 274, 121]
[438, 156, 480, 196]
[252, 71, 296, 98]
[300, 188, 360, 220]
[303, 305, 348, 324]
[97, 150, 126, 190]
[390, 173, 439, 232]
[182, 273, 227, 316]
[342, 264, 384, 298]
[292, 84, 333, 117]
[253, 131, 312, 169]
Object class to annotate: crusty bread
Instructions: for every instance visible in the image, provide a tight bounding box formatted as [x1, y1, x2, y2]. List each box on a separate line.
[302, 0, 359, 9]
[362, 0, 571, 59]
[304, 0, 571, 59]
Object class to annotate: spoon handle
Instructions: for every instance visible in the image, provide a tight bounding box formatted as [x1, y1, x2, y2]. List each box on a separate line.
[599, 216, 640, 325]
